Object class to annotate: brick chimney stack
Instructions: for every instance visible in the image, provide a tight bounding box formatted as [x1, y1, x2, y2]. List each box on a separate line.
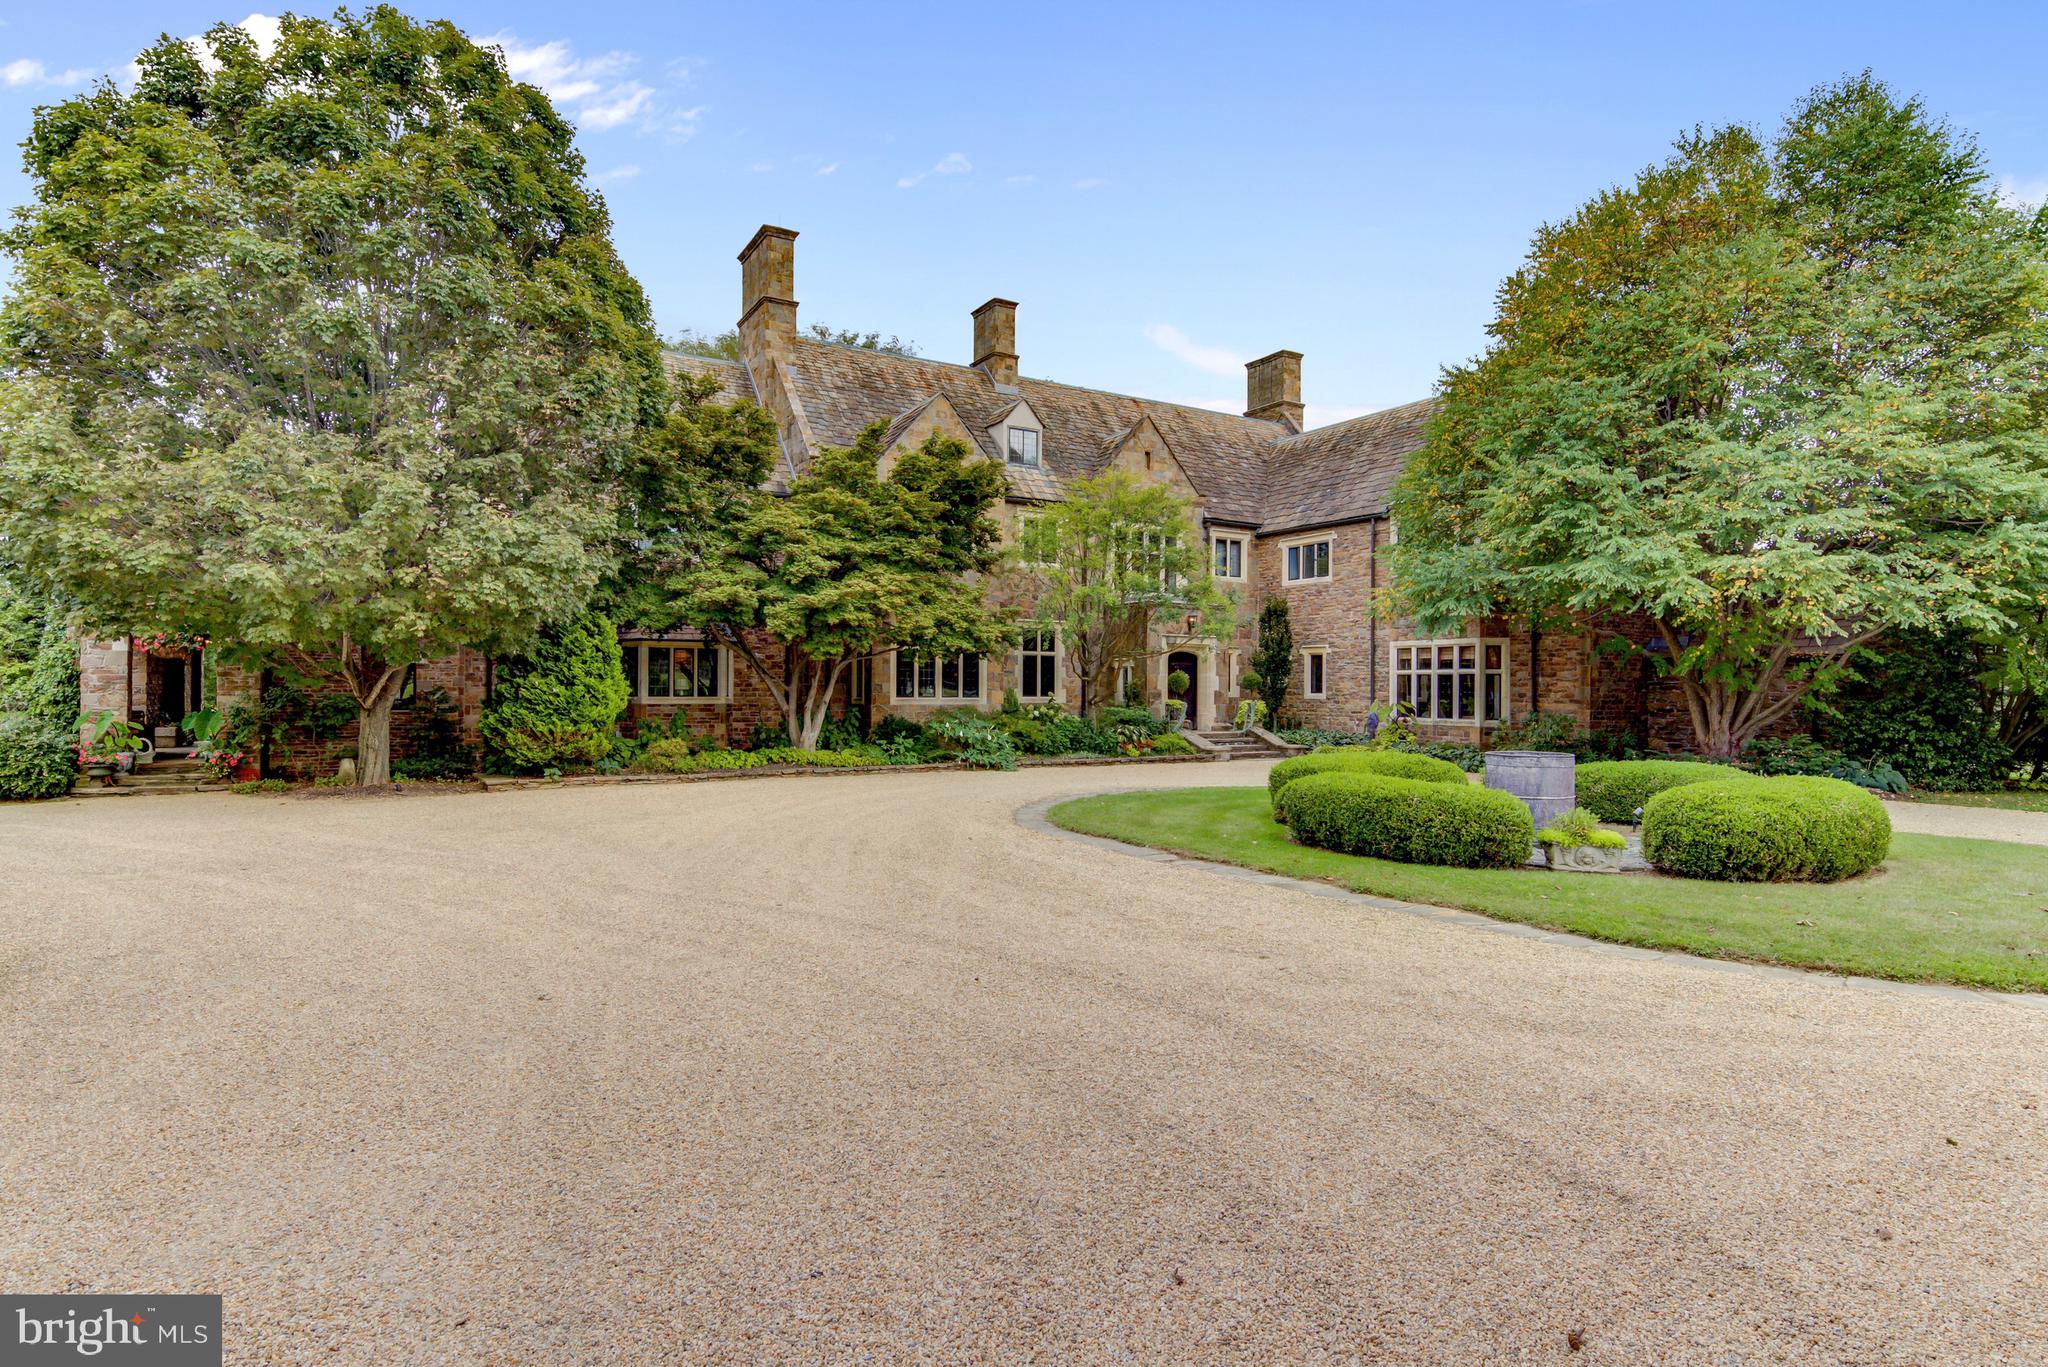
[737, 224, 798, 356]
[1245, 350, 1304, 431]
[972, 298, 1019, 389]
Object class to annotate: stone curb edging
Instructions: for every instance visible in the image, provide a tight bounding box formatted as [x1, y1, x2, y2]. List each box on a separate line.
[1014, 793, 2048, 1010]
[480, 752, 1214, 792]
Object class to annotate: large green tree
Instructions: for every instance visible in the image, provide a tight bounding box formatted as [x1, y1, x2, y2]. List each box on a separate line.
[0, 9, 666, 783]
[1008, 471, 1237, 716]
[1391, 76, 2048, 757]
[620, 421, 1010, 748]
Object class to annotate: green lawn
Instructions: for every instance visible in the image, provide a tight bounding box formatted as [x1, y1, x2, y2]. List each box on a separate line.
[1908, 789, 2048, 815]
[1050, 787, 2048, 991]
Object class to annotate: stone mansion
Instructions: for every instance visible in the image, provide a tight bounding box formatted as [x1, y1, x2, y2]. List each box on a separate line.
[79, 225, 1682, 771]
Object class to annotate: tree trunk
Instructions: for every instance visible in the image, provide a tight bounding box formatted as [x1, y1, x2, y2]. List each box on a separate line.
[353, 667, 406, 785]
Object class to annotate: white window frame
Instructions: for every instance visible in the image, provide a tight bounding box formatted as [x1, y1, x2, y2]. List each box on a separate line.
[1210, 532, 1246, 581]
[628, 641, 729, 703]
[892, 648, 987, 704]
[1116, 662, 1136, 705]
[1006, 425, 1041, 468]
[1301, 646, 1328, 699]
[1282, 535, 1332, 584]
[1393, 637, 1509, 725]
[1017, 629, 1058, 702]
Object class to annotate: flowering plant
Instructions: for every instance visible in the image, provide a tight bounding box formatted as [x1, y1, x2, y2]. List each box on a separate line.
[76, 711, 143, 766]
[134, 630, 211, 656]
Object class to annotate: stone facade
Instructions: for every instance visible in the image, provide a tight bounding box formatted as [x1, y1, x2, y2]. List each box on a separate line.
[78, 223, 1721, 766]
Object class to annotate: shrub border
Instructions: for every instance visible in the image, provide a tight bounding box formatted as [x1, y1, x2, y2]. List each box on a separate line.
[1020, 793, 2048, 1007]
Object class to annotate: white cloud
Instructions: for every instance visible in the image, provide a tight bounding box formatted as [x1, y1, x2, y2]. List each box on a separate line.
[119, 13, 279, 89]
[1143, 323, 1244, 379]
[1996, 174, 2048, 210]
[749, 160, 775, 173]
[487, 32, 694, 137]
[592, 164, 640, 185]
[2, 58, 94, 88]
[897, 151, 972, 188]
[1004, 173, 1037, 187]
[816, 162, 839, 176]
[1073, 177, 1106, 191]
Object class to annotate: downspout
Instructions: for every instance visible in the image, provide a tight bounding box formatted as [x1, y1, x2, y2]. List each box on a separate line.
[1367, 518, 1379, 706]
[1529, 627, 1540, 716]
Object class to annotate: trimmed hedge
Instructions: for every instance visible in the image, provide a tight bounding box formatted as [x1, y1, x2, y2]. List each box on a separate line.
[1642, 775, 1891, 882]
[1275, 771, 1535, 869]
[1269, 748, 1471, 802]
[1575, 759, 1751, 823]
[0, 714, 78, 800]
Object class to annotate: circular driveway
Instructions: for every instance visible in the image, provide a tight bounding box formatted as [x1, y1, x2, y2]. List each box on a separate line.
[2, 764, 2044, 1364]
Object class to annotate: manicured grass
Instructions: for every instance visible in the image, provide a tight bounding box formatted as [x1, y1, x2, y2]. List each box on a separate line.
[1908, 789, 2048, 815]
[1050, 787, 2048, 991]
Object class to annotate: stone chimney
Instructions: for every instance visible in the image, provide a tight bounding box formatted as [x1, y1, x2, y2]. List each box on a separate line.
[738, 224, 798, 355]
[972, 298, 1019, 389]
[1245, 350, 1303, 431]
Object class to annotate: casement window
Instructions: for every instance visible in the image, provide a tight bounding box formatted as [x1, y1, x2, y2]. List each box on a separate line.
[1394, 638, 1507, 724]
[627, 642, 726, 702]
[1284, 538, 1332, 583]
[1018, 630, 1057, 701]
[1122, 529, 1181, 595]
[1006, 426, 1041, 468]
[1211, 533, 1246, 581]
[894, 649, 984, 702]
[1015, 512, 1055, 566]
[1117, 663, 1136, 705]
[393, 663, 419, 710]
[1302, 648, 1328, 699]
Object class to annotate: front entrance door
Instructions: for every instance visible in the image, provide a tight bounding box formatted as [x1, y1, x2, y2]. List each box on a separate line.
[1166, 650, 1199, 729]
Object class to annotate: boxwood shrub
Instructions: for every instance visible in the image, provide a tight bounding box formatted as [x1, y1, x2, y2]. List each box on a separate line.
[1275, 771, 1535, 869]
[1642, 775, 1891, 882]
[1268, 748, 1470, 803]
[0, 714, 78, 800]
[1575, 759, 1751, 823]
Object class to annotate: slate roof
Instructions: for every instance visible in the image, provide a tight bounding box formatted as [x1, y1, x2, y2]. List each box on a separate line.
[662, 351, 757, 405]
[697, 337, 1434, 533]
[1259, 397, 1436, 534]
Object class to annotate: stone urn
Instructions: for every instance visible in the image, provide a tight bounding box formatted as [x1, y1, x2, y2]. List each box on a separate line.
[335, 757, 358, 786]
[1541, 840, 1626, 874]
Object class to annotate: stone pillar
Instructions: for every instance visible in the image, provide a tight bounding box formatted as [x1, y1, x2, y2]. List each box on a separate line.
[77, 637, 131, 728]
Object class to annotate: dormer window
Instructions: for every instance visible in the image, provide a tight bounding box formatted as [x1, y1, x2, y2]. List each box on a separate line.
[1006, 425, 1040, 468]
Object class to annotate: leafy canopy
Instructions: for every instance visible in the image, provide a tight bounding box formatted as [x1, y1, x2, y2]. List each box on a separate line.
[1010, 470, 1237, 715]
[1390, 75, 2048, 756]
[621, 420, 1009, 746]
[0, 7, 667, 780]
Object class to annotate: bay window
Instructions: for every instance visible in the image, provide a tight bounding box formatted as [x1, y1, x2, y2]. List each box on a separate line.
[1394, 638, 1507, 724]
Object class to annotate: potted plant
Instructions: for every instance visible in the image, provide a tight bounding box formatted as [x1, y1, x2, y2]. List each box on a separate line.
[1536, 806, 1629, 873]
[77, 711, 145, 786]
[1165, 669, 1191, 727]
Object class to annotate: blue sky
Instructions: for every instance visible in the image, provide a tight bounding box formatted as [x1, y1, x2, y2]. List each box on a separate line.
[5, 2, 2048, 425]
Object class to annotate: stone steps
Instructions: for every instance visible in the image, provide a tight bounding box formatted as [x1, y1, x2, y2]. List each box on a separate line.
[1194, 730, 1289, 761]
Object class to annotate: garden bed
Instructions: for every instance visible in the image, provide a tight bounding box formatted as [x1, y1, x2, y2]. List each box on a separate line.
[482, 750, 1213, 791]
[1047, 786, 2048, 991]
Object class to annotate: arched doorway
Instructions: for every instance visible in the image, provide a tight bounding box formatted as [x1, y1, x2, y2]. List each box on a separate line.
[1166, 649, 1200, 729]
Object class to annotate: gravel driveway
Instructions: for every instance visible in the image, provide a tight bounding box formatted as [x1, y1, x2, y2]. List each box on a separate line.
[3, 765, 2044, 1364]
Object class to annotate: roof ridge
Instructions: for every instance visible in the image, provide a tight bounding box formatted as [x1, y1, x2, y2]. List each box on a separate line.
[785, 336, 1288, 436]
